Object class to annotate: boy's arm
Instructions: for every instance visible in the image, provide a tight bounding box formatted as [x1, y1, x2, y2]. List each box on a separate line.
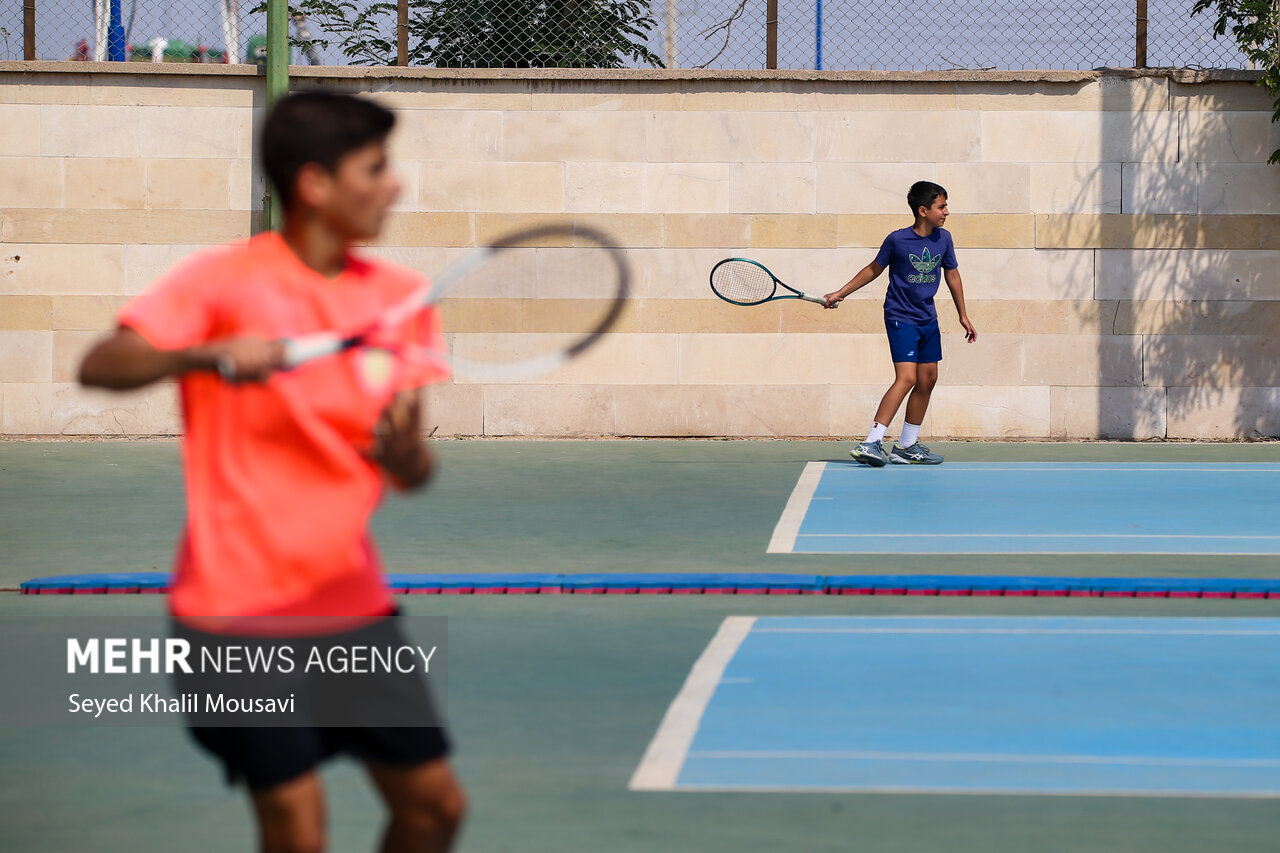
[371, 389, 435, 491]
[823, 261, 885, 308]
[943, 268, 977, 343]
[79, 327, 284, 390]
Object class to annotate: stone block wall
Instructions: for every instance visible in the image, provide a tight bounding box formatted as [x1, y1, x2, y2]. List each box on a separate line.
[1, 64, 1277, 438]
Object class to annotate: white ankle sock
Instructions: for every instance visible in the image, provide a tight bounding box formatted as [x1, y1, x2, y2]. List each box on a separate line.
[867, 422, 887, 443]
[900, 422, 921, 448]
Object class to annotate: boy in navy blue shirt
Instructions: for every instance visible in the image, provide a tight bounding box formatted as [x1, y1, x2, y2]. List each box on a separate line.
[823, 181, 977, 465]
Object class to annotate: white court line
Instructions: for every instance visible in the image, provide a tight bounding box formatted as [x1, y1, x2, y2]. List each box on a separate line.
[670, 783, 1280, 798]
[629, 616, 756, 791]
[685, 750, 1280, 767]
[797, 533, 1280, 539]
[766, 461, 825, 554]
[790, 549, 1280, 556]
[825, 466, 1280, 473]
[755, 616, 1279, 622]
[753, 627, 1280, 636]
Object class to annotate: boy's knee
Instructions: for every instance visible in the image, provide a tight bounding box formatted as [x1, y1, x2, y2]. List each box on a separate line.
[253, 780, 326, 853]
[432, 781, 467, 832]
[395, 780, 467, 837]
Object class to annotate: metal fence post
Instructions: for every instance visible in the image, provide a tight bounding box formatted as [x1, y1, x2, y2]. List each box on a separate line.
[1136, 0, 1148, 67]
[108, 0, 125, 60]
[23, 0, 35, 60]
[665, 0, 678, 68]
[264, 0, 289, 232]
[815, 0, 823, 70]
[398, 0, 409, 66]
[767, 0, 778, 69]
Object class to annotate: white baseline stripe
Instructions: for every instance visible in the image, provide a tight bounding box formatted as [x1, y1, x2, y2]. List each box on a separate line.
[797, 533, 1280, 539]
[791, 550, 1280, 556]
[629, 616, 756, 791]
[671, 784, 1280, 799]
[766, 461, 826, 554]
[685, 750, 1280, 768]
[754, 628, 1280, 635]
[825, 466, 1280, 473]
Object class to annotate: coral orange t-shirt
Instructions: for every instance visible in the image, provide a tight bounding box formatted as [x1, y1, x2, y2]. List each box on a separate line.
[119, 233, 448, 636]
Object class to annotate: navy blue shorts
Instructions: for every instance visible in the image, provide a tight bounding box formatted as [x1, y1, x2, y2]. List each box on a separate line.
[885, 317, 942, 364]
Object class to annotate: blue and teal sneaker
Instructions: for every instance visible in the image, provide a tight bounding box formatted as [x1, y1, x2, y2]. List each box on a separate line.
[890, 442, 944, 465]
[850, 440, 890, 467]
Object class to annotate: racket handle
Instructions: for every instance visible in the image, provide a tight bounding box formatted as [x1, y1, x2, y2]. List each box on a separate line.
[216, 354, 237, 380]
[282, 332, 347, 368]
[799, 293, 838, 308]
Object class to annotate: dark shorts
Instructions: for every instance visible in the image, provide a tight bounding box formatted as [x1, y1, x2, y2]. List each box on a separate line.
[186, 721, 450, 792]
[172, 612, 450, 792]
[885, 317, 942, 364]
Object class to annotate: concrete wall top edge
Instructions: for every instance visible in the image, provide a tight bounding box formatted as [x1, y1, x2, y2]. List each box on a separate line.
[0, 60, 1265, 86]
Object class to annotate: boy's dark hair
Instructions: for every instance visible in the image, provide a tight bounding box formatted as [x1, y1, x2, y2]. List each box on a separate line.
[907, 181, 947, 215]
[261, 91, 396, 209]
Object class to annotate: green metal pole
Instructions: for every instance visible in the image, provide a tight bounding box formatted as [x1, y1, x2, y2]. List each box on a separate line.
[263, 0, 290, 231]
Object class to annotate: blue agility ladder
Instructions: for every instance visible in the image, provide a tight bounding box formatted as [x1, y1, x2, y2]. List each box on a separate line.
[19, 572, 1280, 598]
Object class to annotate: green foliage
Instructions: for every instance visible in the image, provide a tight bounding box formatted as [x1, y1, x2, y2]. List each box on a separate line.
[1192, 0, 1280, 163]
[418, 0, 662, 68]
[251, 2, 395, 65]
[263, 1, 663, 68]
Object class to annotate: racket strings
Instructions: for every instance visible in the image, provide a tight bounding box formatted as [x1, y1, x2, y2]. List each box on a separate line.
[365, 225, 630, 381]
[712, 261, 775, 304]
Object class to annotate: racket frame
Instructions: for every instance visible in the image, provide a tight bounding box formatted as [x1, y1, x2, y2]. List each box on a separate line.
[236, 224, 630, 383]
[709, 258, 835, 308]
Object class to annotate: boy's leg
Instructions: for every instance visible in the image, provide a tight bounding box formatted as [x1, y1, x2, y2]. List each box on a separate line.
[250, 771, 327, 853]
[179, 715, 336, 853]
[873, 361, 918, 427]
[902, 320, 942, 431]
[903, 361, 938, 426]
[892, 361, 943, 463]
[876, 319, 921, 429]
[366, 757, 467, 853]
[852, 362, 917, 466]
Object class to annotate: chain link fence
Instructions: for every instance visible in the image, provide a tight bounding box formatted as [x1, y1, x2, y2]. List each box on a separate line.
[2, 1, 263, 63]
[2, 0, 1252, 69]
[661, 0, 1252, 70]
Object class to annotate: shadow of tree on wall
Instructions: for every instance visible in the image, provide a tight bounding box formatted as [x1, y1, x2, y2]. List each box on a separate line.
[1122, 271, 1280, 439]
[1097, 71, 1280, 440]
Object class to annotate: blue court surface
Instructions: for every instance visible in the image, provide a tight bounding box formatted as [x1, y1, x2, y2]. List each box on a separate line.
[768, 462, 1280, 555]
[631, 616, 1280, 796]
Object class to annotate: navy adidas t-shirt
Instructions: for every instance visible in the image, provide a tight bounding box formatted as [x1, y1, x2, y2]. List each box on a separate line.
[874, 227, 958, 325]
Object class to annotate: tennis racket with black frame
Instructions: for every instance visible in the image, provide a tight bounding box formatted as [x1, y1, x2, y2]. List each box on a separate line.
[709, 258, 836, 308]
[221, 223, 631, 384]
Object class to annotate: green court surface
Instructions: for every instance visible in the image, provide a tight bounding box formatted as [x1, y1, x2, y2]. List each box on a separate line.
[5, 439, 1280, 590]
[2, 439, 1279, 853]
[4, 596, 1280, 853]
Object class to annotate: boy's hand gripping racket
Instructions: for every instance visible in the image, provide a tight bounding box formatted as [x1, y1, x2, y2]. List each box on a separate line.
[709, 258, 836, 308]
